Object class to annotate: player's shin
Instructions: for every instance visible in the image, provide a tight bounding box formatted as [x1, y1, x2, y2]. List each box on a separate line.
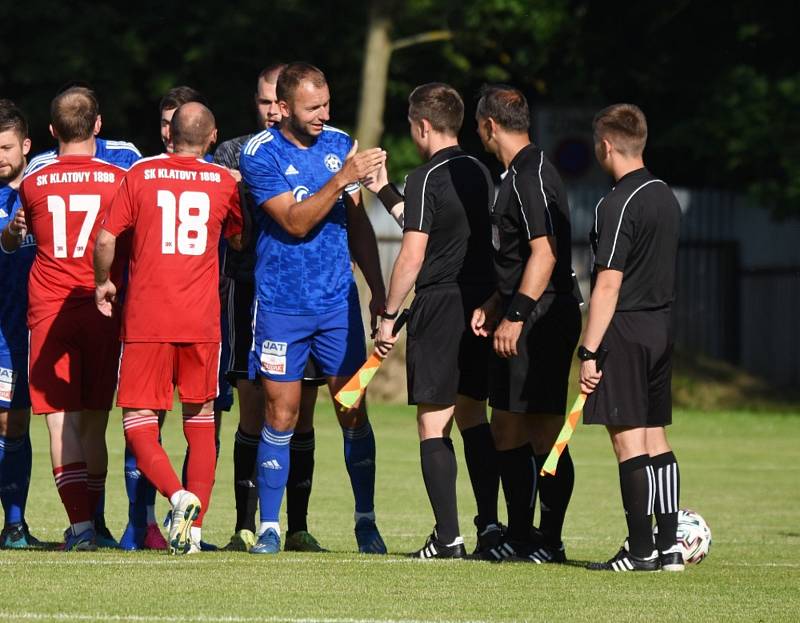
[342, 420, 376, 517]
[460, 423, 500, 531]
[420, 437, 460, 544]
[498, 444, 536, 543]
[256, 425, 293, 535]
[618, 454, 657, 557]
[122, 413, 182, 500]
[651, 451, 680, 551]
[286, 429, 315, 535]
[182, 411, 217, 529]
[535, 446, 574, 544]
[0, 433, 28, 526]
[233, 426, 260, 533]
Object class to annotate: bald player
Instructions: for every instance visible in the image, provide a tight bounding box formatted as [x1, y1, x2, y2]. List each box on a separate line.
[95, 103, 243, 554]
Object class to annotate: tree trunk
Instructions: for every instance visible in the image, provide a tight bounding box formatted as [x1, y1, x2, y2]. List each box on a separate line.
[354, 0, 394, 149]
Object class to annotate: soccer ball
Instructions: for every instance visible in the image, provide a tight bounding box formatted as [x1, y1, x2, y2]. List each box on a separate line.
[653, 508, 712, 564]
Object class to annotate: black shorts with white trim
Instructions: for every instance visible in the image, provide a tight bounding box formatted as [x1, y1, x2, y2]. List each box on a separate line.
[488, 295, 581, 414]
[406, 284, 492, 406]
[584, 307, 673, 427]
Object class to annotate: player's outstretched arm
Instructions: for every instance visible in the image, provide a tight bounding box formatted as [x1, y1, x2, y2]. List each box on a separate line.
[262, 141, 386, 238]
[362, 160, 404, 228]
[93, 228, 118, 317]
[579, 267, 622, 394]
[345, 189, 387, 335]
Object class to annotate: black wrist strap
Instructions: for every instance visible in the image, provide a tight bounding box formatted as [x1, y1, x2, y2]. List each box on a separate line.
[505, 292, 537, 322]
[381, 308, 399, 320]
[377, 183, 404, 211]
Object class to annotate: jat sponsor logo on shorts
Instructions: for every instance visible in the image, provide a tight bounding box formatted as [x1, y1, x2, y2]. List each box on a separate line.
[260, 340, 287, 375]
[0, 367, 17, 402]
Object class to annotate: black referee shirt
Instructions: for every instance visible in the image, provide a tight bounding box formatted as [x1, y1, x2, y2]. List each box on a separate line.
[403, 145, 494, 290]
[492, 144, 574, 298]
[590, 167, 681, 311]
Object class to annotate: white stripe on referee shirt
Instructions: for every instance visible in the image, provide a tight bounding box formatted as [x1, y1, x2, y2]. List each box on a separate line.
[510, 166, 532, 239]
[605, 179, 666, 266]
[416, 155, 483, 230]
[536, 151, 554, 234]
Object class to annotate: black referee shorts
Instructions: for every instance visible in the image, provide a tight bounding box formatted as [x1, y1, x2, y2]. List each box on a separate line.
[406, 284, 491, 406]
[584, 307, 673, 428]
[227, 279, 326, 387]
[489, 295, 581, 415]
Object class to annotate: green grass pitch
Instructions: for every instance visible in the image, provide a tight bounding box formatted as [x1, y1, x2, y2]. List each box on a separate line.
[0, 401, 798, 622]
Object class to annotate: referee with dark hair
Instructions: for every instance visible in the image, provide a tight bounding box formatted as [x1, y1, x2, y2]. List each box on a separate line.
[471, 84, 581, 563]
[581, 104, 683, 572]
[372, 82, 500, 558]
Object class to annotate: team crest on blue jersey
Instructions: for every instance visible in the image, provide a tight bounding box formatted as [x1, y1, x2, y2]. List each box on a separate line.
[293, 186, 310, 201]
[324, 153, 342, 172]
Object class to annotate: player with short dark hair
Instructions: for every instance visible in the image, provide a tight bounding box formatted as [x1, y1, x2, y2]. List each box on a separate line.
[16, 87, 126, 551]
[373, 82, 499, 559]
[159, 86, 208, 151]
[581, 103, 683, 572]
[0, 100, 40, 549]
[240, 61, 388, 555]
[472, 84, 582, 562]
[94, 102, 243, 555]
[214, 63, 327, 553]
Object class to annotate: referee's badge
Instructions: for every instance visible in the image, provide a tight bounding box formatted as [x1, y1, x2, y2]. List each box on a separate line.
[260, 340, 287, 376]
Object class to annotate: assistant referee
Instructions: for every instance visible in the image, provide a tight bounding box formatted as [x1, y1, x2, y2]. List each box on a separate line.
[471, 84, 581, 563]
[580, 104, 683, 572]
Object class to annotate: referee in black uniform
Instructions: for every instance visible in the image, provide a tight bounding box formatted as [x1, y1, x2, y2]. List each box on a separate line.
[471, 85, 581, 563]
[580, 104, 683, 572]
[213, 63, 327, 553]
[373, 83, 498, 558]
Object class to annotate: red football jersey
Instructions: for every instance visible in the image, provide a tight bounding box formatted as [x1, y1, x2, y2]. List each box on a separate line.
[20, 155, 124, 328]
[103, 153, 243, 342]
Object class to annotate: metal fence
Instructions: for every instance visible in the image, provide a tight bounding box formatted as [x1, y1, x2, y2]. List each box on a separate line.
[369, 184, 800, 387]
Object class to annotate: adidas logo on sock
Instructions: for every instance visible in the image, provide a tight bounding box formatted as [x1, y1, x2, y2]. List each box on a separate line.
[285, 164, 299, 175]
[235, 479, 256, 488]
[261, 460, 282, 470]
[294, 479, 312, 489]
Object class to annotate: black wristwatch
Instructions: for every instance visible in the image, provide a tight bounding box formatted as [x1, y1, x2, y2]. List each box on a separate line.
[381, 308, 399, 320]
[577, 345, 597, 361]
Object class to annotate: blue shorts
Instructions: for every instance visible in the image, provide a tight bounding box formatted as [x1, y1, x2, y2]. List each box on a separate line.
[0, 349, 31, 410]
[249, 300, 366, 382]
[214, 302, 234, 412]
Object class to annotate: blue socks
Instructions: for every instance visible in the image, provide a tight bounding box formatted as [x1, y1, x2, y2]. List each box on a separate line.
[257, 426, 293, 524]
[0, 434, 29, 526]
[342, 421, 376, 514]
[125, 445, 158, 528]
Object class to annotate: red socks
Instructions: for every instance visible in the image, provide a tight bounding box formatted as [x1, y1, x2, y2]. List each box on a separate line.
[123, 414, 181, 499]
[53, 462, 91, 525]
[182, 413, 216, 527]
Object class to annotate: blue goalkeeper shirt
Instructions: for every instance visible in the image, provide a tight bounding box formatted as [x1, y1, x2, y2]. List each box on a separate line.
[240, 125, 359, 315]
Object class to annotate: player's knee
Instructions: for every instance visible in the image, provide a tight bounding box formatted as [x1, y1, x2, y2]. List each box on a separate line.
[529, 415, 565, 454]
[0, 409, 28, 437]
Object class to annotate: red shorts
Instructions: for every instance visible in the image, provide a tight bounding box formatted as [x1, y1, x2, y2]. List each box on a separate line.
[28, 301, 121, 415]
[117, 342, 221, 410]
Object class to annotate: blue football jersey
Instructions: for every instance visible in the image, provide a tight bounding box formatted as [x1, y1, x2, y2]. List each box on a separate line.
[240, 125, 360, 314]
[0, 184, 36, 353]
[25, 137, 141, 175]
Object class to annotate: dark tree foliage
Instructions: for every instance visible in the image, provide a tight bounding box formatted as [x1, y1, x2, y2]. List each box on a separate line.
[1, 1, 795, 214]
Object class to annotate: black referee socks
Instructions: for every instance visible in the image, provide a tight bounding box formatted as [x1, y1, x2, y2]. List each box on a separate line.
[651, 451, 680, 551]
[499, 444, 536, 543]
[420, 437, 460, 544]
[460, 423, 500, 531]
[618, 454, 656, 557]
[287, 429, 316, 535]
[535, 446, 574, 545]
